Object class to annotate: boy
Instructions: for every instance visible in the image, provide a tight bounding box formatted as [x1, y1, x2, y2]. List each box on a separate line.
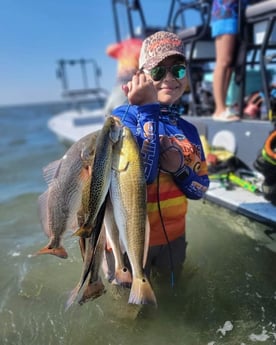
[108, 31, 209, 283]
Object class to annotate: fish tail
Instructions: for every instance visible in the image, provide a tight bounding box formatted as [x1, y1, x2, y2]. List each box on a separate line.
[128, 277, 157, 306]
[78, 279, 106, 305]
[35, 245, 68, 259]
[115, 267, 132, 287]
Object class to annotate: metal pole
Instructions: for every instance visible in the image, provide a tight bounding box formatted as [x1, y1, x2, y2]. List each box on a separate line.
[80, 59, 89, 89]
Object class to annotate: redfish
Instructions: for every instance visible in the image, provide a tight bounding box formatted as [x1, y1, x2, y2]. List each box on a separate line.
[110, 126, 157, 306]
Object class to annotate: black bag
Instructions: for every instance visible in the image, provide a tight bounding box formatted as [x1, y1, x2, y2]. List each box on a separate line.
[254, 130, 276, 205]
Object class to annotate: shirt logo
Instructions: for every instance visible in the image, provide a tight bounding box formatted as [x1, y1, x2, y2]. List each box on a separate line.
[143, 121, 155, 141]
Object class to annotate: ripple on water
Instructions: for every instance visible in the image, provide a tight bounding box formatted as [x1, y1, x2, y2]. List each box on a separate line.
[0, 197, 275, 344]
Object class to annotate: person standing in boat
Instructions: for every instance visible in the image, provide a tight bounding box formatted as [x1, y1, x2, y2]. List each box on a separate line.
[103, 38, 143, 116]
[211, 0, 249, 121]
[106, 31, 209, 284]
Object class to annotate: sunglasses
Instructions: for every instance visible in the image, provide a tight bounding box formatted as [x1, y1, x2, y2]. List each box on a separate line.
[143, 64, 186, 82]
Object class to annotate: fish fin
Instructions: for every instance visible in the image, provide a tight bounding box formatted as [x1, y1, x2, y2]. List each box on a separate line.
[42, 159, 62, 185]
[115, 267, 132, 287]
[112, 159, 129, 172]
[78, 237, 86, 261]
[73, 226, 91, 238]
[87, 165, 92, 176]
[128, 277, 157, 306]
[79, 165, 91, 181]
[37, 191, 52, 237]
[116, 234, 126, 254]
[69, 214, 80, 233]
[143, 216, 150, 269]
[35, 245, 68, 259]
[78, 279, 106, 305]
[65, 284, 81, 311]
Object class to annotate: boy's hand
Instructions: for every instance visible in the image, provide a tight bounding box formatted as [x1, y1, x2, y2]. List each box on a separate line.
[159, 136, 184, 173]
[122, 71, 158, 105]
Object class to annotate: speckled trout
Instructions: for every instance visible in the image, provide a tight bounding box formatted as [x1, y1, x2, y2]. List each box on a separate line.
[110, 126, 157, 306]
[36, 130, 99, 259]
[75, 116, 122, 238]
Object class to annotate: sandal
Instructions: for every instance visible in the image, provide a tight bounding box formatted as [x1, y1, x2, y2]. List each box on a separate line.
[212, 109, 240, 122]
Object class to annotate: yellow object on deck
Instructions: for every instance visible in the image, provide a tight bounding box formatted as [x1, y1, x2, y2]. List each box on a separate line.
[200, 135, 233, 162]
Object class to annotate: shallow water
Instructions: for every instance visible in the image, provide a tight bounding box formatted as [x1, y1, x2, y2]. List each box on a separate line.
[0, 104, 275, 345]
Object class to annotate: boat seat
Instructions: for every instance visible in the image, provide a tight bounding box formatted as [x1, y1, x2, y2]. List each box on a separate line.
[246, 0, 276, 23]
[236, 0, 276, 118]
[178, 25, 214, 61]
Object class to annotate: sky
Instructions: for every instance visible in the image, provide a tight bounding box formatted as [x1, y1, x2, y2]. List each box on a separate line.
[0, 0, 173, 106]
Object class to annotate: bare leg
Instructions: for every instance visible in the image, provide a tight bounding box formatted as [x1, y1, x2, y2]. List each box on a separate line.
[213, 34, 239, 120]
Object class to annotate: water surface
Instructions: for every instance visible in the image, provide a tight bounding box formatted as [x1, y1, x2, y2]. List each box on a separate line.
[0, 104, 275, 345]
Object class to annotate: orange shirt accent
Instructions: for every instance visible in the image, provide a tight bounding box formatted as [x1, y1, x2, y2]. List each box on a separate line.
[147, 172, 187, 246]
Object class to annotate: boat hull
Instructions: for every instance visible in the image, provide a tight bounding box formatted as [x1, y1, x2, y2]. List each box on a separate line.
[187, 116, 274, 170]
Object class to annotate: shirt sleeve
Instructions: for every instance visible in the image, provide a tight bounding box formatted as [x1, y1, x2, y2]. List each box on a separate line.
[173, 167, 210, 199]
[112, 103, 161, 183]
[173, 119, 210, 199]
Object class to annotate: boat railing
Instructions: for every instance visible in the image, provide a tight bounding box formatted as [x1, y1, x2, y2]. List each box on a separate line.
[56, 58, 109, 105]
[111, 0, 165, 41]
[110, 0, 276, 119]
[61, 88, 109, 100]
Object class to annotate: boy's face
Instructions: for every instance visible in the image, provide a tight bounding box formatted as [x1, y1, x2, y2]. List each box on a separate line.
[144, 55, 188, 105]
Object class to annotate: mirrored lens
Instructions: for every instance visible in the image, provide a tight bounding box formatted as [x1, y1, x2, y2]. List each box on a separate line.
[150, 66, 166, 81]
[171, 65, 186, 79]
[149, 65, 186, 81]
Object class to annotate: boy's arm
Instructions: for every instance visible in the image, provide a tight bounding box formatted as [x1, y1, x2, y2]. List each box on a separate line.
[173, 165, 209, 199]
[159, 121, 210, 200]
[173, 133, 209, 199]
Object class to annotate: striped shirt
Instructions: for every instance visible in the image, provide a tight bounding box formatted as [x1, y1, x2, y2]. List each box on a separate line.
[112, 103, 209, 245]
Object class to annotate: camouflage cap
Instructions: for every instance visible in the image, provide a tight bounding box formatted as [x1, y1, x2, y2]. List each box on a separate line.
[139, 31, 186, 70]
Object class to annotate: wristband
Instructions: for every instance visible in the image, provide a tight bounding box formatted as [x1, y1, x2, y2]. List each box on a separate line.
[174, 165, 190, 180]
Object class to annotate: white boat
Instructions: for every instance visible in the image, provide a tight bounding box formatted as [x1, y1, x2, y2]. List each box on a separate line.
[48, 107, 105, 146]
[48, 0, 276, 228]
[48, 58, 108, 145]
